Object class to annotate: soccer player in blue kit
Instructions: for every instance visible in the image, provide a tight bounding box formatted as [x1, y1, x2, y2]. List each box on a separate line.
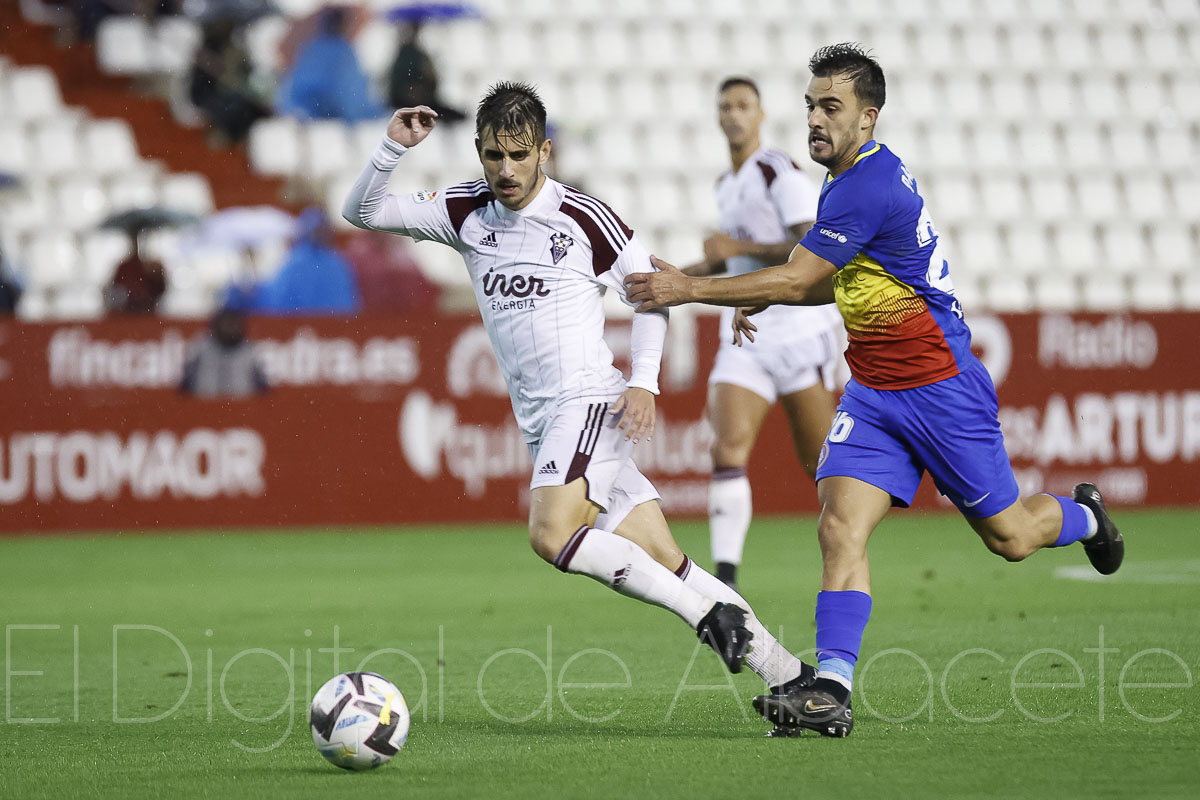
[625, 43, 1124, 738]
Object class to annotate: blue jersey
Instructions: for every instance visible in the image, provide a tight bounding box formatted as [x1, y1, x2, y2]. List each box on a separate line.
[799, 140, 975, 390]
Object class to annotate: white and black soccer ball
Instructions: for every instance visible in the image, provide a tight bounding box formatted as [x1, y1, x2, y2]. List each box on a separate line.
[309, 672, 410, 771]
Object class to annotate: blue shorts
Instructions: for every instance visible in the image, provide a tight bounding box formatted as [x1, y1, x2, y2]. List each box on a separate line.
[815, 360, 1019, 518]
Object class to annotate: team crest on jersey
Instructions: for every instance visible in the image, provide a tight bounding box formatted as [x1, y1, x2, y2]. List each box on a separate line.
[549, 232, 574, 265]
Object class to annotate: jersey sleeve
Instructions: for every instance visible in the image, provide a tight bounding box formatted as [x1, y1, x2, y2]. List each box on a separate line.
[342, 137, 460, 247]
[770, 166, 820, 228]
[798, 172, 888, 268]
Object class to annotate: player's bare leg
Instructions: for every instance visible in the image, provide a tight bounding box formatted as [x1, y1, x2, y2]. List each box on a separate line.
[754, 475, 890, 738]
[779, 382, 837, 480]
[969, 486, 1123, 574]
[614, 499, 816, 690]
[530, 479, 750, 672]
[707, 382, 771, 589]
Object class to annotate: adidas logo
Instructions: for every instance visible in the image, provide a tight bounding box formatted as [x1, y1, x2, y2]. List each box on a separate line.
[612, 566, 630, 587]
[538, 460, 558, 474]
[479, 231, 499, 248]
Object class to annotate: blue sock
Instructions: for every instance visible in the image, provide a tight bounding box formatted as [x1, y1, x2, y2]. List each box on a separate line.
[1050, 495, 1089, 547]
[815, 590, 873, 688]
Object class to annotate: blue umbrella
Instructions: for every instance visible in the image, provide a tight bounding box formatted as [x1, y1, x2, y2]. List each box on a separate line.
[385, 3, 481, 24]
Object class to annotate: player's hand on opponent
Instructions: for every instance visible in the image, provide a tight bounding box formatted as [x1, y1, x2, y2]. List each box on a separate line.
[703, 232, 744, 265]
[387, 106, 439, 148]
[611, 387, 656, 443]
[624, 256, 693, 311]
[731, 306, 766, 346]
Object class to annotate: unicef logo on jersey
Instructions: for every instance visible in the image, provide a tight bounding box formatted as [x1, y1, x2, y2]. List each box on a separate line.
[482, 268, 550, 312]
[819, 227, 848, 244]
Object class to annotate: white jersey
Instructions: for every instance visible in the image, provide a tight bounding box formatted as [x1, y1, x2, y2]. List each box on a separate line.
[714, 146, 841, 340]
[344, 137, 666, 443]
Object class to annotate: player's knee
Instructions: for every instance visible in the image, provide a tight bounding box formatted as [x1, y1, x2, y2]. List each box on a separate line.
[710, 439, 751, 469]
[981, 531, 1036, 563]
[816, 510, 867, 558]
[529, 521, 571, 563]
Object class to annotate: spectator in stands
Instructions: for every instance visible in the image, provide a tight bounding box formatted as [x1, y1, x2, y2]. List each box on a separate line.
[256, 206, 361, 314]
[343, 229, 440, 313]
[386, 22, 465, 124]
[180, 306, 269, 398]
[275, 6, 383, 122]
[105, 233, 166, 314]
[188, 17, 271, 145]
[70, 0, 179, 42]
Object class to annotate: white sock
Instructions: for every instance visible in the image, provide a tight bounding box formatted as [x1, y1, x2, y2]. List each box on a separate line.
[555, 527, 714, 628]
[709, 470, 752, 566]
[1080, 505, 1099, 539]
[679, 557, 809, 688]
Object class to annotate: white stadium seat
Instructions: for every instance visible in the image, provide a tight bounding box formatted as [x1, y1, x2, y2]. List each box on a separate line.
[152, 16, 202, 75]
[30, 119, 83, 177]
[1081, 274, 1127, 311]
[53, 285, 105, 319]
[1103, 226, 1149, 272]
[79, 229, 130, 285]
[1032, 273, 1081, 311]
[1074, 173, 1121, 222]
[1148, 223, 1194, 275]
[1130, 273, 1178, 311]
[1054, 222, 1102, 274]
[24, 232, 80, 291]
[984, 274, 1033, 312]
[247, 117, 302, 177]
[8, 66, 64, 121]
[55, 177, 111, 231]
[305, 120, 353, 179]
[96, 16, 154, 76]
[84, 118, 140, 176]
[159, 173, 214, 216]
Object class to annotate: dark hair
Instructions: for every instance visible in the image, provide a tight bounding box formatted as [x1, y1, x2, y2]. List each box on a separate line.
[808, 42, 886, 110]
[475, 81, 547, 147]
[718, 76, 760, 98]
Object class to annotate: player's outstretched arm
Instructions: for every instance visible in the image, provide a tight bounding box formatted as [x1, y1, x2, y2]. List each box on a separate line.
[624, 245, 837, 312]
[342, 106, 450, 238]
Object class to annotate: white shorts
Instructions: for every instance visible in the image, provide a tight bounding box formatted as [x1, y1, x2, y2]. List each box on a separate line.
[708, 307, 843, 402]
[528, 401, 660, 530]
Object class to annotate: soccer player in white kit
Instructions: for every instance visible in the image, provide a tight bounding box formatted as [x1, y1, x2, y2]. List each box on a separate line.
[683, 78, 843, 591]
[343, 83, 818, 696]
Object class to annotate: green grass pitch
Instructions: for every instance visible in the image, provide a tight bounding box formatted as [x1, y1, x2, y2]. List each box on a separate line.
[2, 510, 1198, 799]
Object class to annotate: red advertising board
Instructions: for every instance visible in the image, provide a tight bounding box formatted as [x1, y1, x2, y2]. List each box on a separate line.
[1, 312, 1198, 533]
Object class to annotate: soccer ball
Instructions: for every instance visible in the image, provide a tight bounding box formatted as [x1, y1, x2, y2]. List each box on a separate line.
[309, 671, 410, 771]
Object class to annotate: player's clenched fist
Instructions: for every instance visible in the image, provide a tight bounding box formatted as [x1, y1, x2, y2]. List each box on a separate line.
[610, 387, 656, 443]
[387, 106, 439, 148]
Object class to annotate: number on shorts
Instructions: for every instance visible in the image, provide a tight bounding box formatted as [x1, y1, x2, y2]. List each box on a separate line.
[828, 411, 855, 443]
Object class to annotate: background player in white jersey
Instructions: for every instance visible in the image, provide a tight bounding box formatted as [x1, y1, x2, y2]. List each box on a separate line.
[343, 83, 819, 697]
[682, 77, 843, 591]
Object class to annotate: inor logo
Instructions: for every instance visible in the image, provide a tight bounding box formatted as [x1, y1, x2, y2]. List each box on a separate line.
[481, 270, 550, 299]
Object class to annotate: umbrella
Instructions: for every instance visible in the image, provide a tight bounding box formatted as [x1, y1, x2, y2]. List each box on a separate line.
[385, 2, 481, 24]
[100, 207, 200, 236]
[177, 206, 298, 253]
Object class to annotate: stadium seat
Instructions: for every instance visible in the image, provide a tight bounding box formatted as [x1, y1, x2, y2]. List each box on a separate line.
[1170, 175, 1200, 220]
[1049, 25, 1092, 70]
[1080, 73, 1121, 120]
[1148, 223, 1194, 275]
[1062, 125, 1108, 170]
[1097, 25, 1139, 70]
[84, 119, 140, 177]
[1032, 272, 1081, 310]
[1074, 173, 1121, 222]
[952, 222, 1005, 277]
[1014, 122, 1062, 171]
[1033, 74, 1074, 121]
[984, 274, 1033, 312]
[1130, 273, 1178, 311]
[16, 288, 51, 320]
[1003, 223, 1052, 277]
[55, 177, 110, 231]
[1122, 172, 1170, 225]
[30, 119, 83, 177]
[305, 121, 353, 179]
[541, 20, 588, 74]
[53, 285, 105, 319]
[95, 16, 153, 76]
[152, 16, 202, 75]
[79, 229, 130, 286]
[1027, 174, 1073, 224]
[1179, 272, 1200, 310]
[0, 122, 32, 176]
[1081, 273, 1127, 311]
[980, 174, 1024, 225]
[1054, 222, 1102, 274]
[158, 284, 214, 318]
[247, 117, 303, 177]
[106, 171, 160, 211]
[1003, 25, 1050, 70]
[1103, 225, 1149, 272]
[244, 15, 289, 75]
[959, 25, 1004, 70]
[159, 173, 215, 216]
[354, 20, 398, 81]
[8, 65, 63, 121]
[24, 231, 80, 291]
